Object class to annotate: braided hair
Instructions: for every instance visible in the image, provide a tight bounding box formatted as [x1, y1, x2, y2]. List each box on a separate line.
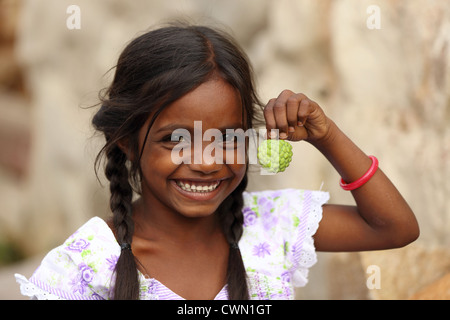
[92, 22, 263, 300]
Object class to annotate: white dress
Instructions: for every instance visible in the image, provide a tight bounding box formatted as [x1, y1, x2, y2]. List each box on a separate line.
[15, 188, 329, 300]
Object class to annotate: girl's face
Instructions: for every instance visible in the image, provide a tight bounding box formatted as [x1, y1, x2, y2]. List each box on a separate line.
[137, 78, 247, 220]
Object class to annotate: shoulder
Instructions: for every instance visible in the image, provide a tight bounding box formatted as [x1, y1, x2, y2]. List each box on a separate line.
[16, 217, 120, 300]
[241, 188, 329, 232]
[240, 188, 329, 297]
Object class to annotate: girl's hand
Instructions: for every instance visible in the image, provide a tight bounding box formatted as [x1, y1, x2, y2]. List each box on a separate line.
[263, 90, 331, 144]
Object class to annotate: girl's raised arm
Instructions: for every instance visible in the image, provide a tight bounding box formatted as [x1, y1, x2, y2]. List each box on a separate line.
[263, 90, 420, 252]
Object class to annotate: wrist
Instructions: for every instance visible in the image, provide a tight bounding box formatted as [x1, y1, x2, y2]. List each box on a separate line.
[307, 119, 373, 185]
[307, 118, 340, 150]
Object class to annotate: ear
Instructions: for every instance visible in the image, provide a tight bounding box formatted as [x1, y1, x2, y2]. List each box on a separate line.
[116, 138, 134, 161]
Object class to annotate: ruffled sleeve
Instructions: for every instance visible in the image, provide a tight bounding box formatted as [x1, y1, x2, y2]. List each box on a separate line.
[288, 190, 329, 287]
[15, 217, 120, 300]
[240, 188, 329, 298]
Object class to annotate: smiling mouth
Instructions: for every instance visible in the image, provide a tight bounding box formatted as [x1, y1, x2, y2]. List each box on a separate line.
[175, 180, 221, 193]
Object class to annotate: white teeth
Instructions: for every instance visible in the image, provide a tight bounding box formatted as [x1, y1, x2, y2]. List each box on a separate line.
[176, 180, 220, 193]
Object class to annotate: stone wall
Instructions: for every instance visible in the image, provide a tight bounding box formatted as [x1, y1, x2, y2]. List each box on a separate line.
[0, 0, 448, 299]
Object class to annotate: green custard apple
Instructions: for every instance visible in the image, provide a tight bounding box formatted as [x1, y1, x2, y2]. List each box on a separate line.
[257, 139, 293, 173]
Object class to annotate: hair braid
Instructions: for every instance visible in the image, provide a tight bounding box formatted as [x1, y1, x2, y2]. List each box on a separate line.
[104, 144, 140, 299]
[218, 174, 249, 300]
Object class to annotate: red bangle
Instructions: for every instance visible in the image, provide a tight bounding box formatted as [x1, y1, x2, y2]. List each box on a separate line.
[339, 156, 379, 191]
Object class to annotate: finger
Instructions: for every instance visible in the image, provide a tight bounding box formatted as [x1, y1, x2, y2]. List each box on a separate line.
[263, 98, 277, 138]
[297, 98, 315, 126]
[286, 93, 307, 130]
[273, 90, 294, 139]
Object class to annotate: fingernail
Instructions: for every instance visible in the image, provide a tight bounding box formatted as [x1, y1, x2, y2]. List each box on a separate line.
[297, 121, 304, 127]
[288, 126, 295, 133]
[269, 131, 277, 139]
[279, 132, 288, 139]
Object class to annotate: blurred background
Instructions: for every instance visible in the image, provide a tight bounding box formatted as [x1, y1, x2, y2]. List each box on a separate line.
[0, 0, 449, 299]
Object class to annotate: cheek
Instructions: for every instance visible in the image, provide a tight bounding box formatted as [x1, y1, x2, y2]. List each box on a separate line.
[140, 146, 177, 177]
[225, 164, 247, 199]
[222, 140, 248, 165]
[228, 163, 247, 184]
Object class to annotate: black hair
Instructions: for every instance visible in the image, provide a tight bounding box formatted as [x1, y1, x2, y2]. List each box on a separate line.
[92, 22, 263, 300]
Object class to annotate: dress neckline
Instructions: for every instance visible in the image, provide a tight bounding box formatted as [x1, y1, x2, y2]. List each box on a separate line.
[138, 272, 228, 300]
[95, 217, 228, 300]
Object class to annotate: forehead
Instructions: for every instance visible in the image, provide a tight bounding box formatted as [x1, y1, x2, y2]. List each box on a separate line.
[153, 79, 243, 131]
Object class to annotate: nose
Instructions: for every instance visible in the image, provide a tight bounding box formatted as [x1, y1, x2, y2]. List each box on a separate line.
[188, 141, 223, 174]
[188, 162, 222, 175]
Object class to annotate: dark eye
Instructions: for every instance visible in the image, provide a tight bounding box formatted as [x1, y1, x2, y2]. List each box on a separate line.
[171, 134, 185, 143]
[222, 133, 236, 143]
[169, 129, 191, 145]
[220, 131, 245, 149]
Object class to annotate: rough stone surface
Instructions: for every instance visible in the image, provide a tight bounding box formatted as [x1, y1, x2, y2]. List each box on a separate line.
[360, 244, 450, 299]
[409, 272, 450, 300]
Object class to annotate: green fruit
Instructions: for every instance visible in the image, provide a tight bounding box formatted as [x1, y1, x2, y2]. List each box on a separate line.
[257, 139, 293, 173]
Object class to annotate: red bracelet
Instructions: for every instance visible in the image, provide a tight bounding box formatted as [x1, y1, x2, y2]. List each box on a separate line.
[339, 156, 379, 191]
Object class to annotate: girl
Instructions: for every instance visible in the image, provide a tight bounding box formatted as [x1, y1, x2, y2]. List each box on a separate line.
[15, 23, 419, 300]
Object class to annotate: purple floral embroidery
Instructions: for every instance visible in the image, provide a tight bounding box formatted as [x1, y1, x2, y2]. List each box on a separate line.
[258, 197, 273, 215]
[269, 293, 287, 299]
[91, 293, 103, 300]
[66, 238, 90, 252]
[106, 255, 118, 271]
[258, 197, 278, 231]
[147, 279, 158, 297]
[270, 190, 283, 199]
[243, 207, 257, 227]
[81, 264, 94, 282]
[281, 271, 291, 282]
[71, 263, 94, 295]
[253, 242, 271, 258]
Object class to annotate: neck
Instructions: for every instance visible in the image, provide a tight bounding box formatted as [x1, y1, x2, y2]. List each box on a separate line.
[132, 196, 222, 246]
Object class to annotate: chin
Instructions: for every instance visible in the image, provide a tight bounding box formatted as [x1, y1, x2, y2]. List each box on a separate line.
[180, 209, 218, 219]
